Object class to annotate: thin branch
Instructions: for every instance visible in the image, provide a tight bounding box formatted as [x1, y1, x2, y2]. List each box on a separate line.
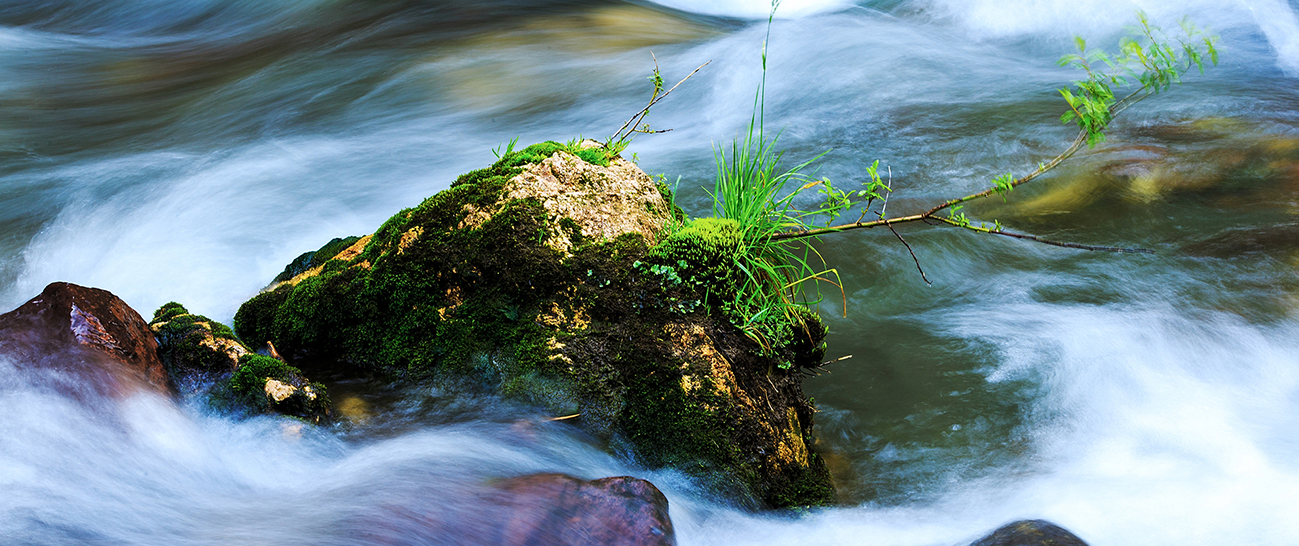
[887, 223, 931, 285]
[608, 58, 711, 145]
[934, 217, 1155, 253]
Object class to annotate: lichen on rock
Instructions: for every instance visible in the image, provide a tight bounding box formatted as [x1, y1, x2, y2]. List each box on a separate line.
[233, 139, 834, 507]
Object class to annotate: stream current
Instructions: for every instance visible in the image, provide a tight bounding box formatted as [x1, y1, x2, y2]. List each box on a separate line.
[3, 0, 1299, 544]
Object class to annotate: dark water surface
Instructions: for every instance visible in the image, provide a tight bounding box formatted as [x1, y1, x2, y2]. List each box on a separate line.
[3, 0, 1299, 544]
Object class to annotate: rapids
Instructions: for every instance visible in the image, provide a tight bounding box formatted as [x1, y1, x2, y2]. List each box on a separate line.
[2, 0, 1298, 544]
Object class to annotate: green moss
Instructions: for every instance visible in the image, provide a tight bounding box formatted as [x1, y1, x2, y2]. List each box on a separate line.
[227, 354, 331, 422]
[229, 354, 300, 395]
[641, 217, 827, 370]
[272, 235, 362, 283]
[150, 302, 242, 380]
[766, 451, 836, 508]
[152, 301, 189, 323]
[231, 139, 832, 507]
[645, 218, 745, 298]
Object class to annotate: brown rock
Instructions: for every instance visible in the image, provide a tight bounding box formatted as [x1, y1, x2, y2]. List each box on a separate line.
[0, 282, 172, 398]
[484, 473, 675, 546]
[356, 473, 675, 546]
[969, 520, 1089, 546]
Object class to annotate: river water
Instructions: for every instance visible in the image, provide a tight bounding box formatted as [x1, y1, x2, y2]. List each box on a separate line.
[2, 0, 1298, 544]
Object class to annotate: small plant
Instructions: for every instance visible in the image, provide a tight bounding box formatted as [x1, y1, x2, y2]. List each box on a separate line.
[492, 136, 520, 159]
[766, 10, 1218, 257]
[705, 0, 845, 363]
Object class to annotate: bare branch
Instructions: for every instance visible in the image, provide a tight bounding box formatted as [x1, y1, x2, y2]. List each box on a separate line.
[887, 223, 932, 285]
[934, 217, 1155, 253]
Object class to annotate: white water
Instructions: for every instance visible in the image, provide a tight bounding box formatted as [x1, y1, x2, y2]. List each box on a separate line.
[3, 0, 1299, 544]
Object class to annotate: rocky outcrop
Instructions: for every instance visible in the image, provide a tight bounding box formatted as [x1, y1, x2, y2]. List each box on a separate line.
[221, 354, 331, 424]
[0, 282, 171, 399]
[969, 520, 1089, 546]
[233, 140, 834, 507]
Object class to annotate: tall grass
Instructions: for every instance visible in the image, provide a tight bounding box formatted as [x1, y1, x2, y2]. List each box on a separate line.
[710, 0, 843, 357]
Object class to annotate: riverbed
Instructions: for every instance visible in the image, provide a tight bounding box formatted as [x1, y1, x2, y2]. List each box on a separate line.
[3, 0, 1298, 544]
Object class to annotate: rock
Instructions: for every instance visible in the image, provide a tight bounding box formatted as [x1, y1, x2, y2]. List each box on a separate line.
[969, 520, 1089, 546]
[0, 282, 171, 399]
[358, 473, 675, 546]
[271, 235, 362, 285]
[482, 473, 674, 546]
[233, 140, 834, 507]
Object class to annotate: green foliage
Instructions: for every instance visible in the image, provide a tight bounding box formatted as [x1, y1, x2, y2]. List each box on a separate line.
[152, 301, 189, 322]
[1058, 11, 1218, 147]
[491, 136, 520, 159]
[225, 354, 331, 422]
[704, 2, 844, 362]
[491, 139, 619, 168]
[272, 235, 362, 283]
[991, 173, 1015, 200]
[229, 354, 300, 396]
[150, 302, 242, 381]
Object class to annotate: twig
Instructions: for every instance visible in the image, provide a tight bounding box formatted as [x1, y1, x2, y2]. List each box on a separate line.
[933, 216, 1155, 253]
[608, 57, 711, 145]
[887, 223, 931, 285]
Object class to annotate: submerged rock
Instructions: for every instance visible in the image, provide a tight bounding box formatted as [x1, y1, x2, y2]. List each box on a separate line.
[359, 473, 674, 546]
[968, 520, 1089, 546]
[0, 282, 171, 399]
[482, 473, 674, 546]
[234, 140, 834, 507]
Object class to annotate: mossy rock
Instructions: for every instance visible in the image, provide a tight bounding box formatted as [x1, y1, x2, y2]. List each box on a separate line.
[233, 140, 834, 508]
[220, 354, 331, 424]
[273, 236, 363, 284]
[149, 302, 248, 392]
[150, 302, 332, 424]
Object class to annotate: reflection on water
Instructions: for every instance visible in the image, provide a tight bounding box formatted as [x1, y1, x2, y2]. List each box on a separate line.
[2, 0, 1299, 544]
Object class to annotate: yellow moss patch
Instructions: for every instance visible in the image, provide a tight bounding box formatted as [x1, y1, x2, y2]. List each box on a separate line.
[397, 226, 424, 254]
[282, 234, 373, 287]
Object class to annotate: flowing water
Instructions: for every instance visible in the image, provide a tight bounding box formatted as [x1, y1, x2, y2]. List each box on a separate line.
[3, 0, 1299, 544]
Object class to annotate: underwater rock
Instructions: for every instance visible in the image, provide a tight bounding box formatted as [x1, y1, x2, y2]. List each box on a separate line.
[234, 140, 834, 508]
[968, 520, 1089, 546]
[360, 473, 674, 546]
[481, 473, 674, 546]
[0, 282, 171, 399]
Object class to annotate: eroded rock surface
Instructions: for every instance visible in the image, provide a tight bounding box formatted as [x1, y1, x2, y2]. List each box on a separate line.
[483, 473, 674, 546]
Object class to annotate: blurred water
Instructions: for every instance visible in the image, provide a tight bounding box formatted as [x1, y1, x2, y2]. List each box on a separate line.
[2, 0, 1299, 544]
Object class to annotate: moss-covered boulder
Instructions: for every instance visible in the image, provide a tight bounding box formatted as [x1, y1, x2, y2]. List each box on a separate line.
[223, 354, 331, 424]
[150, 302, 331, 424]
[234, 140, 833, 507]
[149, 302, 249, 391]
